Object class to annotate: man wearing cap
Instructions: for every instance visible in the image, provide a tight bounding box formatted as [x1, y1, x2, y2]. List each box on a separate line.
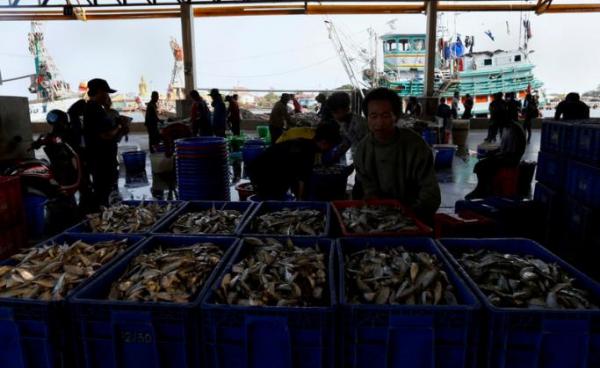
[268, 93, 292, 144]
[83, 78, 129, 209]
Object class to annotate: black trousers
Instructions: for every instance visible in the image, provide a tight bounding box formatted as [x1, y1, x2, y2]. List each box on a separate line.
[90, 161, 116, 208]
[231, 120, 241, 136]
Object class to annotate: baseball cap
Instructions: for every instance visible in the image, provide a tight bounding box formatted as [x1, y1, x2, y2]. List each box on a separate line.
[87, 78, 116, 95]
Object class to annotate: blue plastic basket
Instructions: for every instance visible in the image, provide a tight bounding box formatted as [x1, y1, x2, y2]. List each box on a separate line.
[239, 201, 331, 237]
[337, 237, 481, 368]
[241, 145, 265, 162]
[71, 235, 239, 368]
[247, 193, 295, 202]
[535, 151, 567, 190]
[0, 233, 143, 368]
[307, 165, 352, 201]
[201, 237, 336, 368]
[566, 159, 600, 208]
[153, 201, 255, 235]
[438, 238, 600, 368]
[541, 120, 572, 154]
[571, 121, 600, 165]
[433, 144, 457, 169]
[564, 197, 600, 244]
[533, 183, 564, 247]
[455, 198, 544, 241]
[122, 151, 147, 173]
[421, 128, 438, 145]
[65, 200, 183, 235]
[176, 137, 230, 201]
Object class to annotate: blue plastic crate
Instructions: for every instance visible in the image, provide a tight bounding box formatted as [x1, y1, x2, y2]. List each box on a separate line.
[571, 121, 600, 166]
[533, 183, 563, 222]
[455, 198, 544, 241]
[152, 201, 255, 235]
[533, 183, 564, 248]
[0, 233, 143, 368]
[566, 160, 600, 208]
[337, 237, 481, 368]
[564, 197, 600, 244]
[201, 237, 336, 368]
[239, 201, 331, 237]
[541, 120, 572, 153]
[439, 238, 600, 368]
[66, 200, 184, 235]
[71, 235, 239, 368]
[535, 151, 567, 190]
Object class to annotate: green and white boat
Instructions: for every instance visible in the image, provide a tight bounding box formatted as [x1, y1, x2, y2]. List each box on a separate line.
[381, 33, 544, 115]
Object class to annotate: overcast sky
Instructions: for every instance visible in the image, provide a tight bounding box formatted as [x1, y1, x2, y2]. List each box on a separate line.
[1, 10, 599, 98]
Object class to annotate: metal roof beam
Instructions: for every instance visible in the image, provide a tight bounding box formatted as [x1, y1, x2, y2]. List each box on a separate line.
[3, 1, 600, 19]
[536, 0, 553, 14]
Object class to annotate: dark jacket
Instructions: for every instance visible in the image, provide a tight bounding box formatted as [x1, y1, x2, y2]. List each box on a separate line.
[354, 128, 441, 220]
[555, 100, 590, 120]
[212, 100, 227, 130]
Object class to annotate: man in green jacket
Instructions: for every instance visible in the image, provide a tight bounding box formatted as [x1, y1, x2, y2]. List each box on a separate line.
[354, 87, 441, 222]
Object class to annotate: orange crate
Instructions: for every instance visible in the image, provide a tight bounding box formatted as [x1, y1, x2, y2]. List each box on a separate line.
[0, 176, 24, 229]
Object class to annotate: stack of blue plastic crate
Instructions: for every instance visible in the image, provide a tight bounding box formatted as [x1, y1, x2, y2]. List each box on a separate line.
[536, 119, 600, 268]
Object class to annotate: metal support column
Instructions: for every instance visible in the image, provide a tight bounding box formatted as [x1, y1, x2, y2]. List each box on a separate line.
[180, 2, 196, 94]
[424, 0, 437, 98]
[420, 0, 439, 118]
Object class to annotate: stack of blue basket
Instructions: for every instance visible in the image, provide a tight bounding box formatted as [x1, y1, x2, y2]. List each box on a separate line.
[175, 137, 230, 200]
[535, 119, 600, 268]
[242, 139, 266, 178]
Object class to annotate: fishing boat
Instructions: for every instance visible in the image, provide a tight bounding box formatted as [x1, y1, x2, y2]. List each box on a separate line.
[381, 32, 544, 115]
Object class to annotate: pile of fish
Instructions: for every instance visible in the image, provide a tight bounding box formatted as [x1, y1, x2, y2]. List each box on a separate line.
[170, 208, 243, 234]
[250, 208, 325, 236]
[345, 247, 458, 305]
[0, 239, 129, 300]
[88, 202, 174, 233]
[109, 243, 224, 303]
[458, 249, 598, 309]
[216, 237, 328, 307]
[341, 205, 418, 234]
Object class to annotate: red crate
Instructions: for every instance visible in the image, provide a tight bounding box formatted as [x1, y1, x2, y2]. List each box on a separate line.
[434, 210, 497, 238]
[0, 223, 27, 259]
[331, 199, 432, 237]
[0, 176, 24, 228]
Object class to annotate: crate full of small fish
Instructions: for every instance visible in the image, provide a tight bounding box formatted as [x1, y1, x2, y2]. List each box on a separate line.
[0, 233, 143, 368]
[337, 237, 480, 368]
[439, 238, 600, 368]
[71, 235, 238, 368]
[332, 199, 432, 237]
[240, 201, 331, 237]
[202, 237, 336, 368]
[153, 201, 254, 235]
[67, 200, 181, 234]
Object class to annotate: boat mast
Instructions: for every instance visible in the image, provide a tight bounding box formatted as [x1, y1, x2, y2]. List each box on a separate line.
[27, 21, 71, 101]
[324, 20, 365, 98]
